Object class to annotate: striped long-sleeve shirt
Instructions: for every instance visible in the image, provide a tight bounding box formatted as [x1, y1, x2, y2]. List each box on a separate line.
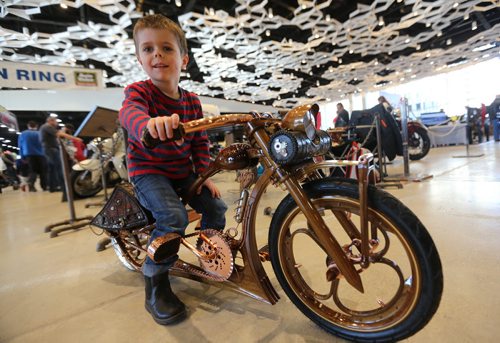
[119, 80, 210, 179]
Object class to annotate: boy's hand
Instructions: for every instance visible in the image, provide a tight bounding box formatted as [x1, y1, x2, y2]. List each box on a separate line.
[147, 114, 180, 141]
[197, 178, 221, 198]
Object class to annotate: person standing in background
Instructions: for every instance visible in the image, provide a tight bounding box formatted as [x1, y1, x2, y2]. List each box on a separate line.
[481, 103, 490, 142]
[18, 121, 47, 192]
[378, 96, 393, 114]
[335, 103, 349, 128]
[40, 116, 83, 192]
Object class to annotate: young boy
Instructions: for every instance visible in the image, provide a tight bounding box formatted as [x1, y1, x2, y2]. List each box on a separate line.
[119, 14, 227, 325]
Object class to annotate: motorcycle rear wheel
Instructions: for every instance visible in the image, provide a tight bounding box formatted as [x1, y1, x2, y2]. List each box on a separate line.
[408, 126, 431, 161]
[269, 179, 442, 342]
[110, 230, 150, 272]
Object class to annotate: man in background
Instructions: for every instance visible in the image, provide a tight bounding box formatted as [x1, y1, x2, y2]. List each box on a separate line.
[40, 116, 83, 192]
[18, 121, 47, 192]
[335, 103, 349, 128]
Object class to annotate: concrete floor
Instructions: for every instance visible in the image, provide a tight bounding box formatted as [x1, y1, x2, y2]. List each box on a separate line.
[0, 141, 499, 343]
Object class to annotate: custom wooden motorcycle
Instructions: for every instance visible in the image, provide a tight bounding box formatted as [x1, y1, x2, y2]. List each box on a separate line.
[92, 104, 443, 342]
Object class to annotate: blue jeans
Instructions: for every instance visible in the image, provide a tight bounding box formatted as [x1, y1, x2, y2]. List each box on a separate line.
[44, 147, 63, 191]
[131, 173, 227, 277]
[494, 118, 500, 141]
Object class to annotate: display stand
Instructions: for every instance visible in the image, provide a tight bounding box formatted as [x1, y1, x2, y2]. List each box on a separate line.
[76, 106, 119, 208]
[44, 139, 93, 238]
[453, 109, 484, 158]
[75, 106, 119, 250]
[387, 98, 433, 183]
[374, 113, 403, 189]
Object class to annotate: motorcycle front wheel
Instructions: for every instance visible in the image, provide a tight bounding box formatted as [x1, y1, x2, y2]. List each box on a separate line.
[70, 170, 103, 198]
[408, 126, 431, 161]
[269, 179, 442, 342]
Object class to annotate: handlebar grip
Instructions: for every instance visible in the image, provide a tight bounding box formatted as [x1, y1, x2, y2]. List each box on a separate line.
[141, 125, 185, 149]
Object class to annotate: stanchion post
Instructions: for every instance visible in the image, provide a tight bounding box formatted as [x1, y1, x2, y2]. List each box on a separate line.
[44, 139, 93, 237]
[400, 97, 410, 177]
[453, 107, 484, 158]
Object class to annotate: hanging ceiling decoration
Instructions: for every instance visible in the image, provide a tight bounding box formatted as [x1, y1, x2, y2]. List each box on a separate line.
[1, 0, 499, 108]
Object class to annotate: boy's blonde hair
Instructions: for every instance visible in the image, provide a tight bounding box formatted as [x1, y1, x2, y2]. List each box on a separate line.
[133, 14, 188, 56]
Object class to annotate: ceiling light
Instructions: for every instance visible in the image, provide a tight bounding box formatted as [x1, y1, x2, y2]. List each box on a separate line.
[453, 2, 459, 8]
[426, 22, 431, 28]
[446, 39, 452, 45]
[374, 60, 379, 65]
[268, 8, 273, 18]
[473, 43, 495, 52]
[316, 80, 320, 86]
[472, 21, 477, 30]
[416, 44, 421, 50]
[265, 30, 270, 37]
[50, 113, 58, 117]
[349, 49, 354, 54]
[378, 17, 384, 26]
[437, 31, 442, 37]
[405, 38, 410, 43]
[338, 58, 342, 64]
[60, 3, 68, 9]
[464, 13, 469, 20]
[8, 128, 15, 132]
[326, 15, 331, 22]
[175, 0, 182, 7]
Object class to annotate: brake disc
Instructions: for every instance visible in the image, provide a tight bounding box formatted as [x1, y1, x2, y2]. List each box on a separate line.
[197, 229, 234, 280]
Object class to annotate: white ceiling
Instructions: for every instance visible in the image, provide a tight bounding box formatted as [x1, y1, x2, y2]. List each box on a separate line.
[1, 0, 499, 108]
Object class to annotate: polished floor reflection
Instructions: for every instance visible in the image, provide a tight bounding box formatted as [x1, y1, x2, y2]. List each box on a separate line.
[1, 141, 499, 343]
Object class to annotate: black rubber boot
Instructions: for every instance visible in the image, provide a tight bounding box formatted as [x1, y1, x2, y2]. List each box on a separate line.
[144, 271, 187, 325]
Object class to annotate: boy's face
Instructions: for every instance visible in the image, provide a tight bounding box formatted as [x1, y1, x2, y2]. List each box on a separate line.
[135, 28, 188, 87]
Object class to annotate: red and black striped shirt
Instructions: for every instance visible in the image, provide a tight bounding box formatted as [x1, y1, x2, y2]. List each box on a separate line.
[119, 80, 210, 179]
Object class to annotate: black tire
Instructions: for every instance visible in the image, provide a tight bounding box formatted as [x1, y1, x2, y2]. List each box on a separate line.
[408, 127, 431, 161]
[70, 169, 102, 198]
[268, 179, 442, 342]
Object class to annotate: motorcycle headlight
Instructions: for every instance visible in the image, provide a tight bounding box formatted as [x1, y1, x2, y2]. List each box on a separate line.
[269, 130, 331, 166]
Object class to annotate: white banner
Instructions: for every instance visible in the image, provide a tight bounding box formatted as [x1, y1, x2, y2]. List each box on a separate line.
[0, 61, 104, 90]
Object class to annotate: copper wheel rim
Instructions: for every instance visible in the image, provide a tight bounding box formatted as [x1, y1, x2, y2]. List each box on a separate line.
[276, 196, 421, 332]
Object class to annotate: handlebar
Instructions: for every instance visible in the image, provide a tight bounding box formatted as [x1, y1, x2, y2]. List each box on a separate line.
[141, 113, 258, 149]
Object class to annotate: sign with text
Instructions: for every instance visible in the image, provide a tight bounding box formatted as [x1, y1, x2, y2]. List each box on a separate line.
[0, 61, 104, 90]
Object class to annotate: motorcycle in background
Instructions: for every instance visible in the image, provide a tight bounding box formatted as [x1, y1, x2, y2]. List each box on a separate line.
[396, 116, 431, 161]
[71, 129, 128, 198]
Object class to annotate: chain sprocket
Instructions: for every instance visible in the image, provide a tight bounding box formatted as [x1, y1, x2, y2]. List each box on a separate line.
[196, 229, 234, 280]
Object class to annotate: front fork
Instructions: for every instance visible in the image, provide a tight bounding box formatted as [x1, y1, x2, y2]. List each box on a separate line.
[286, 153, 375, 292]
